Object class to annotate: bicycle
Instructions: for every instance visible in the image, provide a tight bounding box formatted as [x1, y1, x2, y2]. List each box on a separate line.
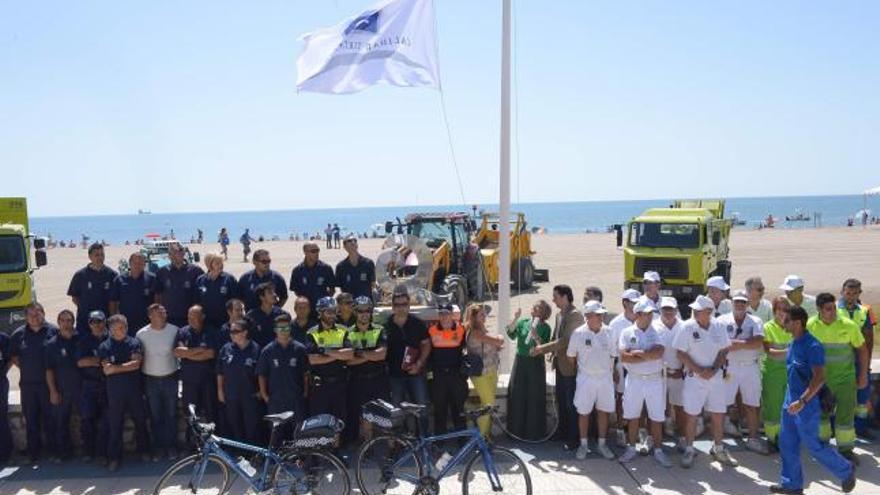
[356, 400, 532, 495]
[152, 405, 350, 495]
[490, 389, 559, 444]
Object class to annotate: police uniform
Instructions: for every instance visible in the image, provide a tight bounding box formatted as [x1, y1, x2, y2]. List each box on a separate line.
[256, 339, 310, 438]
[346, 323, 390, 441]
[196, 271, 240, 328]
[0, 332, 12, 461]
[46, 331, 82, 457]
[68, 265, 117, 336]
[217, 340, 263, 444]
[567, 323, 616, 415]
[337, 313, 357, 328]
[245, 306, 285, 348]
[11, 322, 57, 459]
[76, 331, 109, 460]
[238, 269, 289, 311]
[154, 262, 204, 327]
[654, 318, 685, 407]
[762, 318, 792, 445]
[110, 270, 157, 334]
[334, 256, 376, 299]
[306, 323, 351, 422]
[177, 325, 220, 426]
[289, 261, 336, 312]
[674, 318, 731, 416]
[618, 324, 666, 422]
[99, 335, 150, 462]
[427, 322, 468, 434]
[717, 312, 764, 408]
[837, 301, 875, 435]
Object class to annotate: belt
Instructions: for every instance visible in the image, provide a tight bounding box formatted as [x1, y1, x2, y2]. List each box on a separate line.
[579, 370, 612, 377]
[628, 371, 662, 380]
[144, 371, 178, 379]
[666, 368, 684, 379]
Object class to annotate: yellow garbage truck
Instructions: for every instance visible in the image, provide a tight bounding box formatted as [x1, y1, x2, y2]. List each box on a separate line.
[0, 198, 47, 333]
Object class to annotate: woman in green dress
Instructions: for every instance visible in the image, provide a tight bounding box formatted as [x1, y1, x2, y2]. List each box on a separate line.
[505, 300, 552, 440]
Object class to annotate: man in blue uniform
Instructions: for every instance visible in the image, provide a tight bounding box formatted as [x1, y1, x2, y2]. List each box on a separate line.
[217, 319, 263, 445]
[154, 243, 204, 327]
[238, 249, 289, 311]
[291, 296, 316, 347]
[245, 282, 285, 348]
[219, 298, 246, 345]
[345, 296, 389, 443]
[290, 242, 336, 313]
[99, 314, 150, 471]
[0, 322, 12, 463]
[335, 236, 376, 300]
[197, 253, 240, 328]
[46, 309, 81, 463]
[770, 306, 856, 495]
[175, 304, 219, 449]
[68, 243, 117, 336]
[76, 310, 110, 464]
[257, 313, 310, 444]
[10, 302, 57, 463]
[110, 251, 156, 334]
[306, 297, 353, 424]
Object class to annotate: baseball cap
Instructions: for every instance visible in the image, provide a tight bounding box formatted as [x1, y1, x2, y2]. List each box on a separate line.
[731, 290, 749, 302]
[779, 275, 805, 291]
[633, 299, 655, 314]
[689, 295, 715, 312]
[706, 276, 730, 291]
[88, 310, 106, 322]
[621, 289, 641, 303]
[643, 271, 661, 283]
[583, 300, 608, 315]
[660, 297, 678, 309]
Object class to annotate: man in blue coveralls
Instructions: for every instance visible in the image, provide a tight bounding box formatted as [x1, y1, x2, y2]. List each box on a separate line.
[257, 312, 310, 444]
[110, 251, 156, 334]
[238, 249, 288, 311]
[76, 310, 110, 464]
[290, 242, 336, 313]
[68, 243, 117, 336]
[770, 306, 856, 494]
[154, 243, 204, 328]
[175, 305, 219, 450]
[45, 309, 81, 463]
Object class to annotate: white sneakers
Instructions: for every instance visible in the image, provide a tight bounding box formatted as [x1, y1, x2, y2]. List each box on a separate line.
[653, 449, 672, 468]
[636, 429, 652, 455]
[575, 444, 591, 460]
[710, 444, 738, 467]
[618, 446, 638, 463]
[596, 443, 616, 460]
[745, 437, 769, 455]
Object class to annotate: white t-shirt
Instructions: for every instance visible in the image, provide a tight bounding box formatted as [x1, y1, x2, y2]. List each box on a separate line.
[567, 323, 617, 376]
[618, 324, 664, 375]
[608, 313, 635, 353]
[716, 313, 764, 363]
[137, 324, 180, 377]
[673, 318, 730, 369]
[746, 298, 773, 324]
[653, 318, 683, 370]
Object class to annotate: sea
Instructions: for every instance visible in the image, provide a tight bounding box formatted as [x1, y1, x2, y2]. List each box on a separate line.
[31, 194, 879, 245]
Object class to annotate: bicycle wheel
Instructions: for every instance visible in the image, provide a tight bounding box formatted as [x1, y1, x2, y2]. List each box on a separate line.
[273, 450, 351, 495]
[494, 392, 559, 443]
[462, 447, 531, 495]
[356, 434, 423, 495]
[153, 453, 232, 495]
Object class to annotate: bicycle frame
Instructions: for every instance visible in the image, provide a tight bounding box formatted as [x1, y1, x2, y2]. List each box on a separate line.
[191, 435, 298, 493]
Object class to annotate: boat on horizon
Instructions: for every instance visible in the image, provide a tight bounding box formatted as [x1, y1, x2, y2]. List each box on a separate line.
[138, 209, 152, 215]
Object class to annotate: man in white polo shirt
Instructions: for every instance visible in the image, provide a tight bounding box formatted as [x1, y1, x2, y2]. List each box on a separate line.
[654, 297, 686, 446]
[567, 300, 617, 461]
[779, 274, 817, 317]
[706, 276, 733, 317]
[641, 271, 662, 312]
[608, 289, 640, 444]
[618, 300, 670, 467]
[718, 290, 768, 454]
[137, 304, 181, 460]
[744, 276, 773, 323]
[674, 295, 736, 468]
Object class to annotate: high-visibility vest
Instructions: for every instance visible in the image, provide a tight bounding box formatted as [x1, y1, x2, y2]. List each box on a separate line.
[307, 324, 349, 349]
[807, 315, 864, 382]
[428, 322, 465, 349]
[348, 324, 384, 350]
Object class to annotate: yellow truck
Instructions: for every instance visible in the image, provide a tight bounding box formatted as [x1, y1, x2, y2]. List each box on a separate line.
[0, 198, 47, 333]
[623, 199, 732, 310]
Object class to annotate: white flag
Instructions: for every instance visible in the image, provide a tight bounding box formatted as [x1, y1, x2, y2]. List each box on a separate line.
[296, 0, 440, 94]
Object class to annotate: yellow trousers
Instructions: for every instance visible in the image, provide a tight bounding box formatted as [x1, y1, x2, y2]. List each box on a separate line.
[470, 371, 499, 437]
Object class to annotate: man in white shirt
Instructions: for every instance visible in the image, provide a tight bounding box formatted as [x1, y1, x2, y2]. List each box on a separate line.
[618, 300, 670, 467]
[718, 290, 768, 454]
[608, 289, 640, 443]
[674, 295, 736, 468]
[744, 276, 773, 323]
[654, 297, 686, 446]
[641, 271, 662, 312]
[779, 274, 817, 317]
[706, 276, 733, 317]
[137, 304, 180, 460]
[567, 300, 617, 461]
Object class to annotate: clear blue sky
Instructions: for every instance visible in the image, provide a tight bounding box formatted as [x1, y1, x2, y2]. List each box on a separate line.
[2, 0, 878, 217]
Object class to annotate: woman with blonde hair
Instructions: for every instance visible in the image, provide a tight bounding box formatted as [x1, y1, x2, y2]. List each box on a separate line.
[196, 253, 240, 328]
[463, 303, 504, 437]
[505, 300, 552, 441]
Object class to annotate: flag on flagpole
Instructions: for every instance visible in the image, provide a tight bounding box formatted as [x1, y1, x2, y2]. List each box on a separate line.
[296, 0, 440, 94]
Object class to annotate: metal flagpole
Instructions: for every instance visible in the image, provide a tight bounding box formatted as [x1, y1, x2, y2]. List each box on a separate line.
[498, 0, 511, 335]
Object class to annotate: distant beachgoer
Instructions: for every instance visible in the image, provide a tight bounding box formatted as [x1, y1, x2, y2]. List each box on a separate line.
[239, 228, 255, 262]
[324, 224, 333, 249]
[197, 229, 204, 244]
[332, 223, 341, 249]
[218, 228, 230, 260]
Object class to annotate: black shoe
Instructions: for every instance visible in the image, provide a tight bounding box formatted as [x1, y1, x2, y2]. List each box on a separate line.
[842, 468, 856, 493]
[768, 484, 803, 495]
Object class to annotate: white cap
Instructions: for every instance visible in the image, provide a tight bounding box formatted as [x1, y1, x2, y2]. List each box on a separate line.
[779, 275, 804, 291]
[706, 276, 730, 291]
[660, 297, 678, 309]
[643, 271, 661, 283]
[731, 290, 748, 302]
[621, 289, 641, 302]
[583, 300, 608, 315]
[633, 299, 655, 313]
[689, 295, 715, 312]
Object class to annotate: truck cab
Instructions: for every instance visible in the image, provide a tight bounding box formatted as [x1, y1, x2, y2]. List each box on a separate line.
[0, 198, 47, 333]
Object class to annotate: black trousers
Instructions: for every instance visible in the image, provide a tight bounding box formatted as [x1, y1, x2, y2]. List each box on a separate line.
[431, 369, 468, 435]
[555, 371, 578, 446]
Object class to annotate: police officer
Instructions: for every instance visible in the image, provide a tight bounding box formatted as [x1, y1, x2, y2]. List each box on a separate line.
[175, 305, 219, 450]
[76, 310, 110, 464]
[219, 298, 246, 345]
[100, 314, 150, 471]
[291, 296, 316, 347]
[336, 292, 357, 327]
[239, 249, 289, 311]
[46, 309, 81, 463]
[154, 242, 204, 327]
[109, 251, 156, 334]
[345, 296, 389, 442]
[0, 317, 12, 463]
[10, 302, 57, 463]
[216, 319, 263, 445]
[306, 297, 353, 424]
[335, 236, 376, 300]
[290, 242, 336, 313]
[257, 313, 310, 444]
[245, 282, 284, 348]
[838, 278, 876, 439]
[68, 242, 117, 336]
[197, 253, 240, 328]
[427, 303, 468, 436]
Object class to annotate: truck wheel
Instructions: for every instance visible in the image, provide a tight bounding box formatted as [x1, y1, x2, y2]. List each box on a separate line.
[512, 258, 534, 290]
[443, 275, 468, 309]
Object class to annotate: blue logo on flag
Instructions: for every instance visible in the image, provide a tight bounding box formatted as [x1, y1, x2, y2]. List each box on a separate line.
[345, 11, 380, 35]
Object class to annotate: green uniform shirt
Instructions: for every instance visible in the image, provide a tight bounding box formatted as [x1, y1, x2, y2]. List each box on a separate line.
[806, 315, 864, 382]
[507, 317, 551, 357]
[762, 319, 792, 376]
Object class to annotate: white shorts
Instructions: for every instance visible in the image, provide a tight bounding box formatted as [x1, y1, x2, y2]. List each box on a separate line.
[683, 373, 727, 416]
[622, 373, 666, 422]
[724, 362, 762, 407]
[574, 374, 615, 415]
[666, 376, 684, 407]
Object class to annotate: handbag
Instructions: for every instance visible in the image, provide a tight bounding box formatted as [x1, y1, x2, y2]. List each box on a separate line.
[460, 330, 485, 377]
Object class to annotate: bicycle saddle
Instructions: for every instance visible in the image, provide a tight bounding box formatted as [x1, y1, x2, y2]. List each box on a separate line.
[263, 411, 296, 425]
